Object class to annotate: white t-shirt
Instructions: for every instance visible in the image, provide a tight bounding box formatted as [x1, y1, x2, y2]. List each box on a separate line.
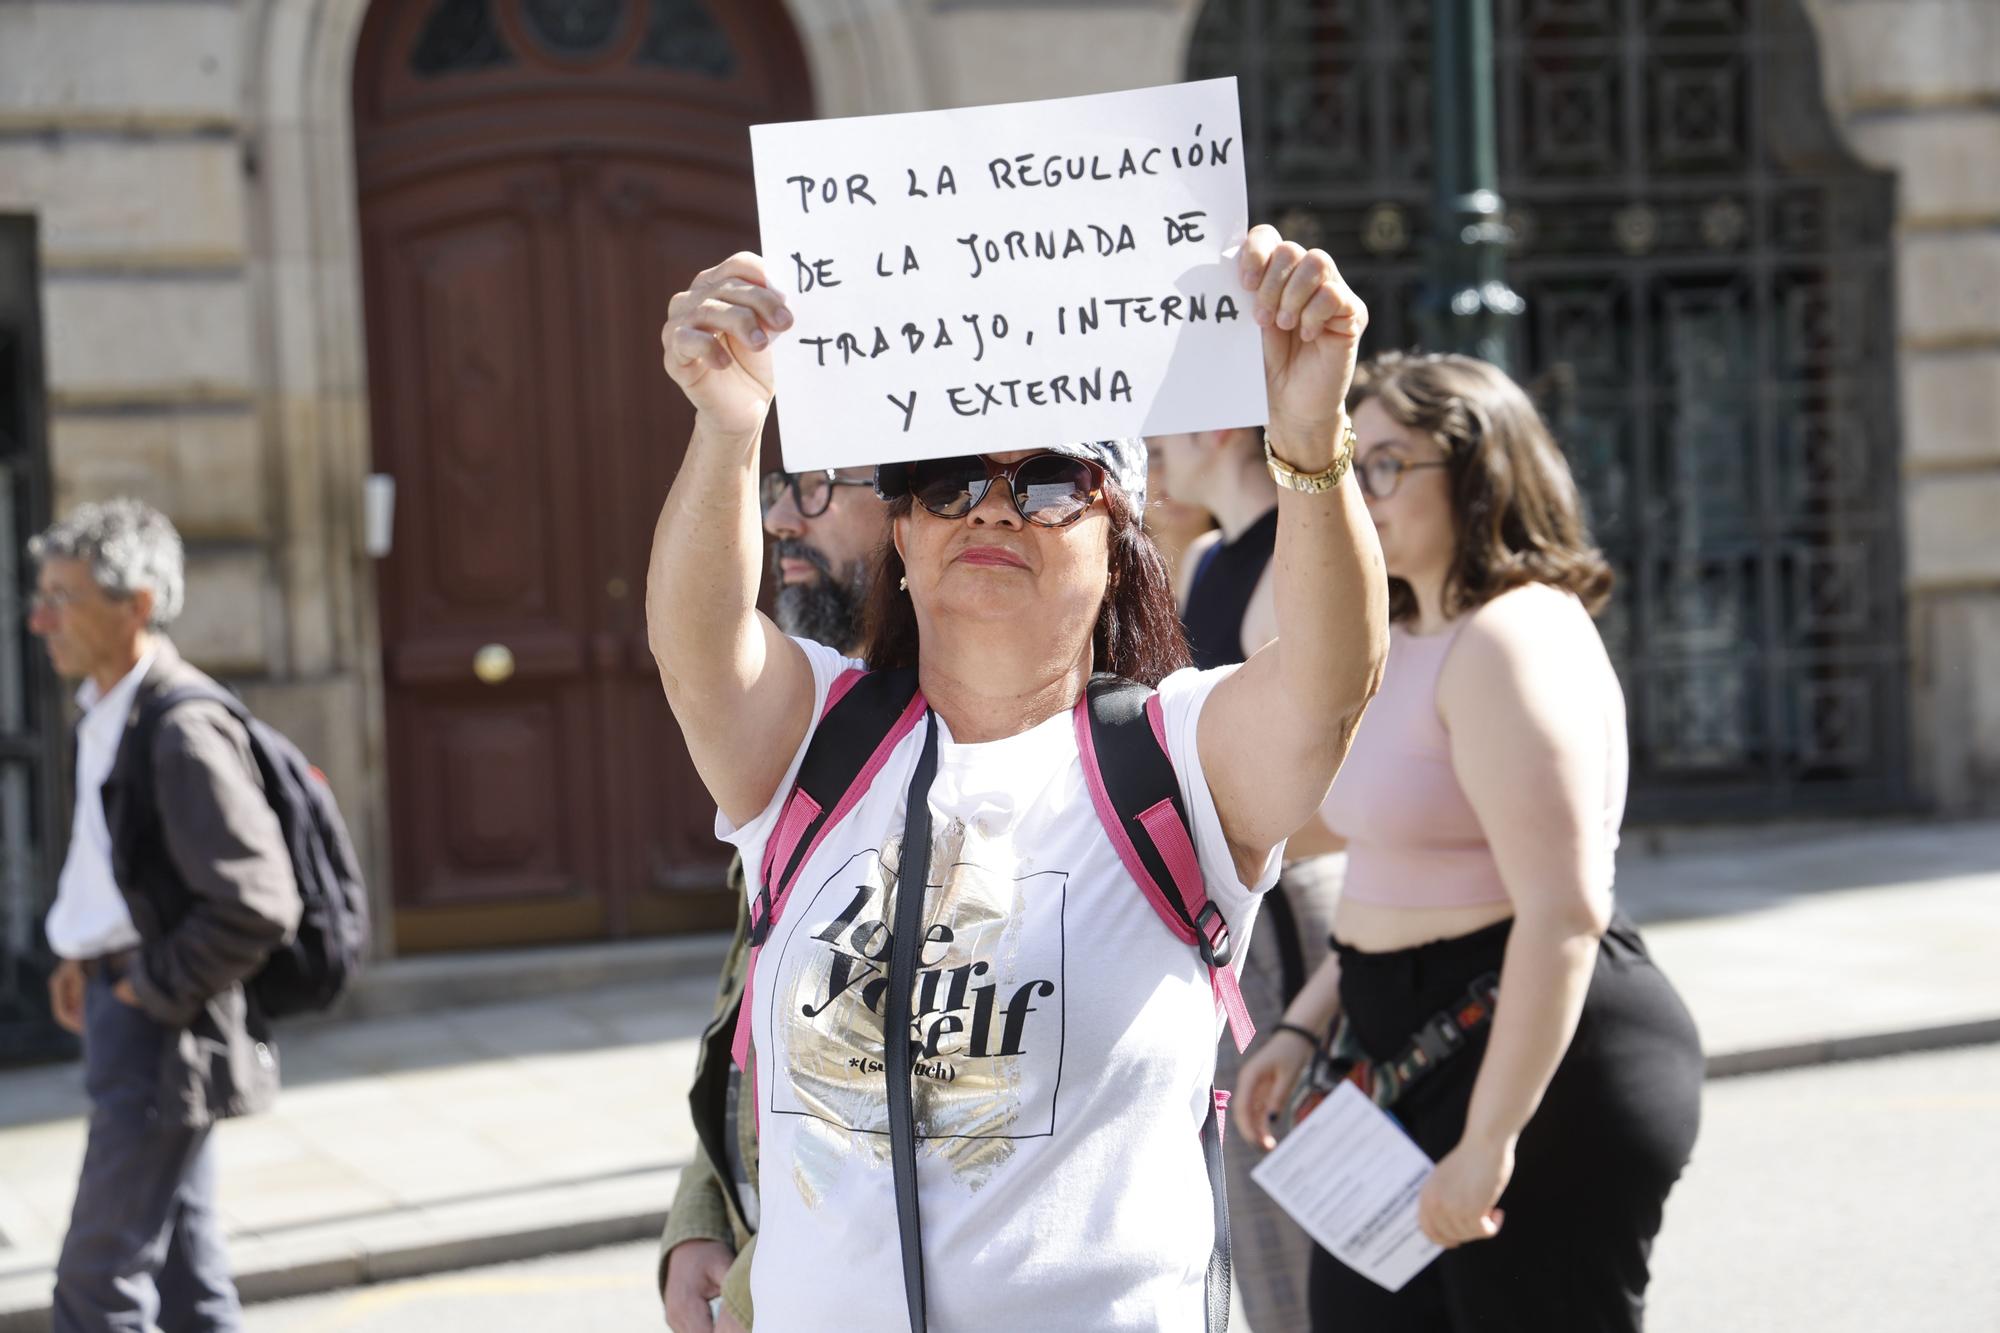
[721, 638, 1280, 1333]
[46, 648, 156, 960]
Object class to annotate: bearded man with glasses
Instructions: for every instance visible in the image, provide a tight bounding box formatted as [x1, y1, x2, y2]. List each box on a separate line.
[659, 462, 889, 1333]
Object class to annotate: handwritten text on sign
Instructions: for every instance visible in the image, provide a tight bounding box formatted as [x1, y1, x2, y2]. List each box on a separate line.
[750, 78, 1267, 470]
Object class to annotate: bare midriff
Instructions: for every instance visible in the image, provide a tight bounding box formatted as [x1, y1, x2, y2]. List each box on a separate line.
[1329, 895, 1516, 955]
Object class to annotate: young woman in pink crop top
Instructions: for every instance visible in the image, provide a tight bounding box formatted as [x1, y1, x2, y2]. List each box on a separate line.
[1232, 353, 1703, 1333]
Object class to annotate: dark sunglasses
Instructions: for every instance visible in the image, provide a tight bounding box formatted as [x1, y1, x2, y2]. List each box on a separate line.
[759, 469, 875, 519]
[878, 453, 1107, 528]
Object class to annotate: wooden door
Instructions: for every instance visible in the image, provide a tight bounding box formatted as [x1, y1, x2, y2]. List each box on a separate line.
[354, 0, 811, 950]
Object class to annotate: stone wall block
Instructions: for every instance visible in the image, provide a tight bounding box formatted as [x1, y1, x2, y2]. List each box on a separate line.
[1897, 232, 2000, 345]
[310, 254, 369, 396]
[929, 10, 1189, 108]
[1904, 471, 2000, 587]
[274, 394, 340, 678]
[1903, 351, 2000, 468]
[173, 548, 271, 673]
[43, 275, 254, 394]
[51, 410, 266, 538]
[1828, 0, 2000, 105]
[0, 140, 245, 258]
[1848, 112, 2000, 219]
[258, 123, 318, 267]
[1910, 591, 2000, 813]
[0, 4, 238, 120]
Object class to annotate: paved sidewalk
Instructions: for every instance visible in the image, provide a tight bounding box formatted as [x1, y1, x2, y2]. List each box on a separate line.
[1, 819, 1995, 1328]
[1617, 819, 2000, 1069]
[0, 968, 721, 1330]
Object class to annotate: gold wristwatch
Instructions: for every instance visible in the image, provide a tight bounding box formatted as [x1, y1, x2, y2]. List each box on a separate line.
[1264, 417, 1359, 494]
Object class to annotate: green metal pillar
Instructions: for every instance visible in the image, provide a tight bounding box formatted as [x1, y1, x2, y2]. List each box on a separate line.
[1422, 0, 1523, 369]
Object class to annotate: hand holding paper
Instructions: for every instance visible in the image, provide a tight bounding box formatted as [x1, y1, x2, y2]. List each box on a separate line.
[661, 252, 794, 444]
[1249, 1082, 1444, 1293]
[1238, 225, 1369, 467]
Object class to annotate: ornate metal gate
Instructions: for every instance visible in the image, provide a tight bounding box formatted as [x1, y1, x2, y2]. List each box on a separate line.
[1190, 0, 1910, 820]
[0, 216, 68, 1062]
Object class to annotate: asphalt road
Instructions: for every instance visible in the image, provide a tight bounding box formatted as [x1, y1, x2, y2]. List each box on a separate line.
[1646, 1042, 2000, 1333]
[251, 1043, 2000, 1332]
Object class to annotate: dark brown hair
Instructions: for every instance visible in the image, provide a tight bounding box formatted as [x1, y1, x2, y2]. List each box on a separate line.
[1350, 351, 1614, 623]
[862, 482, 1192, 687]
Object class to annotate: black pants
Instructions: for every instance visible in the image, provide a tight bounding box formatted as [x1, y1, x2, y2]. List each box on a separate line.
[1308, 916, 1703, 1333]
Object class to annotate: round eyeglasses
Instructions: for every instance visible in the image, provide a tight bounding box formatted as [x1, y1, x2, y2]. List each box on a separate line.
[759, 469, 875, 519]
[1356, 448, 1450, 500]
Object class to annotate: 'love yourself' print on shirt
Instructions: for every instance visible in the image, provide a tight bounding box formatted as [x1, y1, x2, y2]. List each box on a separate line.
[768, 818, 1070, 1206]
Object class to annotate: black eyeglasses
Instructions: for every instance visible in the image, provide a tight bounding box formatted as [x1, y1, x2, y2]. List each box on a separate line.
[1356, 448, 1449, 500]
[759, 469, 875, 519]
[884, 453, 1106, 528]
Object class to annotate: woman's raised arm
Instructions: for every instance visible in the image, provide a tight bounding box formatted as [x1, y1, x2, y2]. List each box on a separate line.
[1200, 227, 1390, 881]
[648, 253, 817, 826]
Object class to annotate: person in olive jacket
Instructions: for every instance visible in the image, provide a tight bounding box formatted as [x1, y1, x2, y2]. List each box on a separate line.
[658, 465, 888, 1333]
[30, 499, 300, 1333]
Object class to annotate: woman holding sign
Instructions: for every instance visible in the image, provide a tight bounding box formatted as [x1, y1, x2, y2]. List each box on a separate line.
[1232, 352, 1704, 1332]
[647, 224, 1386, 1333]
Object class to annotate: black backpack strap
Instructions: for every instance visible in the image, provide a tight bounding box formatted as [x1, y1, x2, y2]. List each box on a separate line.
[1081, 675, 1245, 1333]
[1079, 675, 1254, 1052]
[1080, 676, 1240, 979]
[122, 682, 249, 826]
[138, 681, 246, 731]
[884, 712, 941, 1333]
[112, 683, 261, 945]
[1081, 677, 1195, 923]
[747, 667, 922, 947]
[731, 666, 923, 1077]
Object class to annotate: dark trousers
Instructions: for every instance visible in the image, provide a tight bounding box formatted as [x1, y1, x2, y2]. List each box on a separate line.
[1308, 916, 1704, 1333]
[53, 970, 243, 1333]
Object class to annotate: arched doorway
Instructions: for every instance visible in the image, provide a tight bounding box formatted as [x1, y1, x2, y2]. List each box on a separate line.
[353, 0, 811, 951]
[1190, 0, 1910, 821]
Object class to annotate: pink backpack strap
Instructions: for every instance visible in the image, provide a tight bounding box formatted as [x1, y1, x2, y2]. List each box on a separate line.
[1074, 678, 1255, 1053]
[733, 666, 925, 1076]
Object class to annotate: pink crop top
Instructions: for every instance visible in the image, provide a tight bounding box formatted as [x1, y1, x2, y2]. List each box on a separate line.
[1321, 586, 1628, 909]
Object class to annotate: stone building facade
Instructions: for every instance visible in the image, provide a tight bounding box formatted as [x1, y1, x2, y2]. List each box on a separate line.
[0, 0, 1994, 965]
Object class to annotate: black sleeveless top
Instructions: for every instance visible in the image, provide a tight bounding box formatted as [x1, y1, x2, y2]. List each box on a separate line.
[1181, 507, 1279, 670]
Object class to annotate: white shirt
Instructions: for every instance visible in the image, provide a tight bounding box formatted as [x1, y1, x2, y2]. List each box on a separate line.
[725, 639, 1279, 1333]
[45, 649, 156, 960]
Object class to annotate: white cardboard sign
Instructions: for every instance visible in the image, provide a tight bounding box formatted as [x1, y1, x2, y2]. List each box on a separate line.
[750, 78, 1267, 470]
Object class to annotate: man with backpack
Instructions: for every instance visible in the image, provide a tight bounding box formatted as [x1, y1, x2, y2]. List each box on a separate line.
[29, 499, 304, 1333]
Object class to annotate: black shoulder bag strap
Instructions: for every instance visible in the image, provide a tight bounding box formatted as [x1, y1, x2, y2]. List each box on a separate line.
[121, 681, 249, 844]
[884, 711, 940, 1333]
[698, 668, 922, 1239]
[748, 667, 922, 949]
[1084, 675, 1233, 1333]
